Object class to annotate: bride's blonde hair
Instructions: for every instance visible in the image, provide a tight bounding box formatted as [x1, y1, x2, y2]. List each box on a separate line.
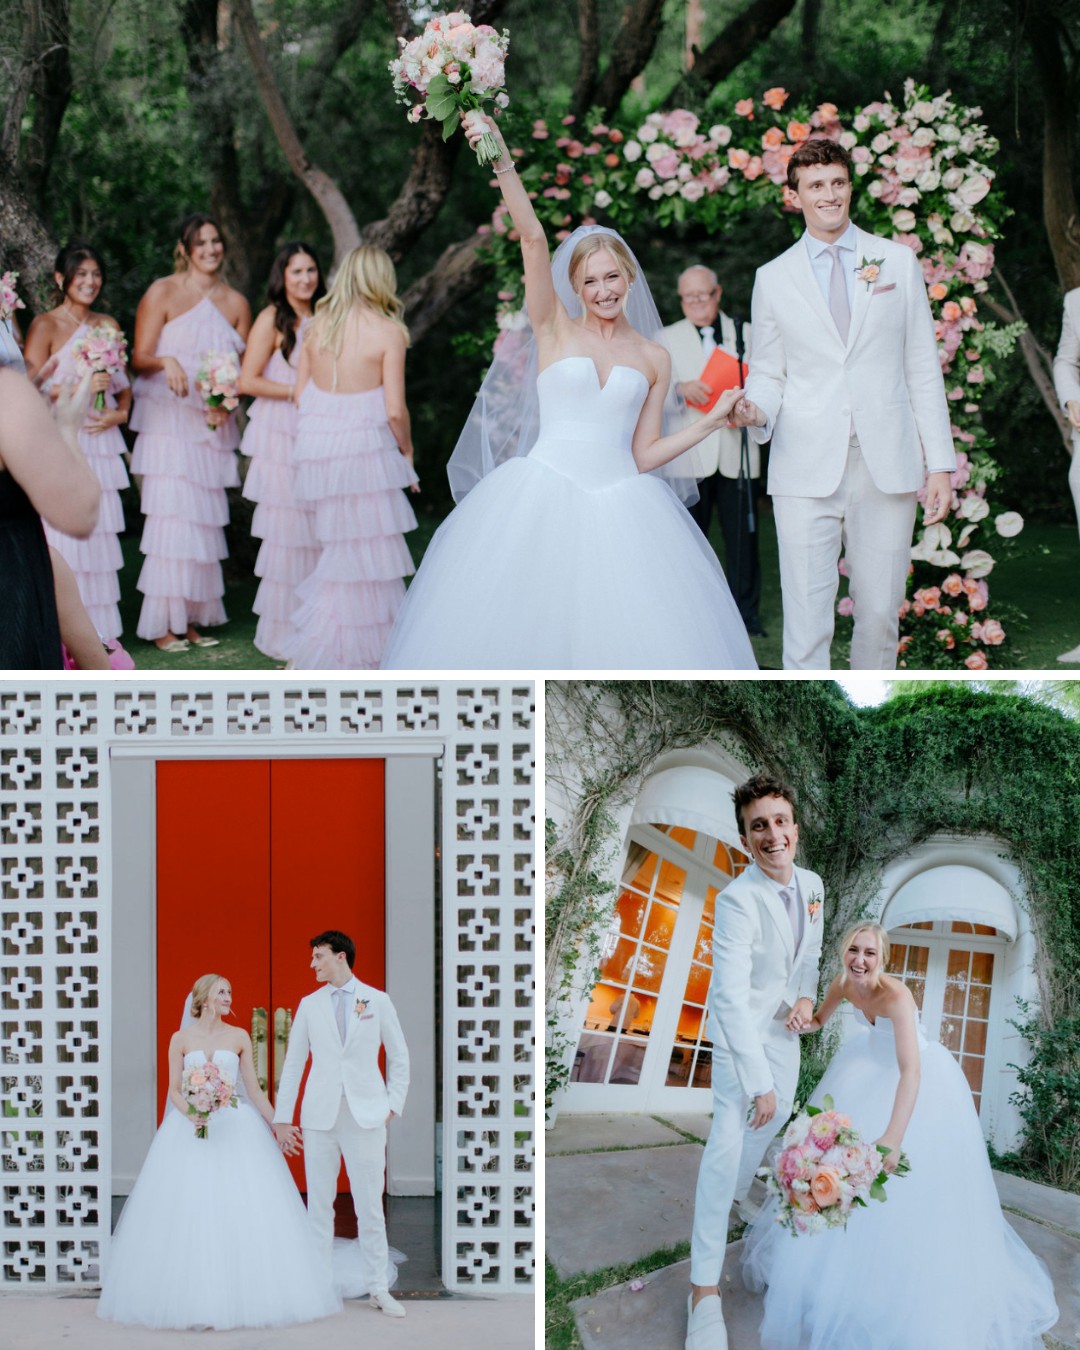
[838, 922, 891, 972]
[567, 233, 637, 295]
[312, 245, 409, 358]
[190, 973, 228, 1019]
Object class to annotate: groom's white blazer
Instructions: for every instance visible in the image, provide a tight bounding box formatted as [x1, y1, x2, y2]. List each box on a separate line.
[708, 860, 824, 1096]
[273, 981, 409, 1131]
[745, 226, 956, 496]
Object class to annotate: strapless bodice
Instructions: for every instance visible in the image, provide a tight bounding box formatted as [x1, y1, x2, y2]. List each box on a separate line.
[854, 1005, 928, 1049]
[527, 356, 649, 489]
[183, 1048, 239, 1082]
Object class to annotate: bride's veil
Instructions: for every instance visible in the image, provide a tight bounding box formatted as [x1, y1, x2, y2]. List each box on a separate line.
[446, 223, 698, 505]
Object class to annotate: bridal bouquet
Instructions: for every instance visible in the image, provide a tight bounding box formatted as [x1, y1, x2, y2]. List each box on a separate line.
[181, 1061, 238, 1139]
[761, 1096, 910, 1236]
[1, 271, 25, 325]
[389, 11, 510, 165]
[194, 350, 241, 428]
[71, 324, 128, 411]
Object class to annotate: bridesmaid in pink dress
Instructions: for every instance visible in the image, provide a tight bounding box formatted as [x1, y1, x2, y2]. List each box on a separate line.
[238, 242, 325, 660]
[279, 246, 419, 669]
[129, 213, 251, 652]
[23, 241, 132, 643]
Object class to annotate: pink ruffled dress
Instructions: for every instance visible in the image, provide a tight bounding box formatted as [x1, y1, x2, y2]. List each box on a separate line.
[42, 325, 131, 641]
[240, 320, 318, 660]
[130, 296, 244, 640]
[279, 381, 418, 669]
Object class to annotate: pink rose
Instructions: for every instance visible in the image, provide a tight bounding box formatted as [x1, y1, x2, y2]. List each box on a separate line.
[941, 573, 964, 597]
[734, 98, 755, 118]
[936, 629, 956, 649]
[837, 596, 855, 617]
[762, 87, 789, 111]
[728, 148, 751, 170]
[965, 650, 989, 670]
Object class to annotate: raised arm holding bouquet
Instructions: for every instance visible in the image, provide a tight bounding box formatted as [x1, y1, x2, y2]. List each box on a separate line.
[739, 921, 1058, 1350]
[381, 109, 757, 670]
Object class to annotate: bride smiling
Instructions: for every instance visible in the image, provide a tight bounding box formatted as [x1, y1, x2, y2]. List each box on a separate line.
[380, 112, 756, 671]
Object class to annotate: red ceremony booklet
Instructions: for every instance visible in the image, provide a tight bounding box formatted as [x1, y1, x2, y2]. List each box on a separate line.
[686, 347, 749, 412]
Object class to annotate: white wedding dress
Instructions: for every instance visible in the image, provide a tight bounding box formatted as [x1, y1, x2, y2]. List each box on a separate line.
[741, 1010, 1058, 1349]
[380, 356, 757, 669]
[97, 1049, 340, 1329]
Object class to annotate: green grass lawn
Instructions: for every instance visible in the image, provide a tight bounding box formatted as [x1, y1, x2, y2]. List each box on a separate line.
[108, 499, 1080, 672]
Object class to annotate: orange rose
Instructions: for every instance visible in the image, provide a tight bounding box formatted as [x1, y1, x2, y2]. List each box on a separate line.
[735, 98, 755, 118]
[810, 1167, 842, 1208]
[787, 120, 812, 142]
[762, 126, 785, 149]
[941, 301, 962, 323]
[763, 87, 789, 111]
[816, 102, 839, 123]
[728, 148, 751, 170]
[928, 282, 948, 301]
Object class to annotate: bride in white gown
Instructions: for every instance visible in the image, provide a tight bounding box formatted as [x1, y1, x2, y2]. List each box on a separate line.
[98, 973, 341, 1330]
[741, 924, 1058, 1349]
[380, 112, 756, 671]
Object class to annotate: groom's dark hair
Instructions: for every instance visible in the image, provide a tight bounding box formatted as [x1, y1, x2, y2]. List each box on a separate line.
[787, 137, 852, 191]
[733, 774, 797, 835]
[310, 930, 355, 968]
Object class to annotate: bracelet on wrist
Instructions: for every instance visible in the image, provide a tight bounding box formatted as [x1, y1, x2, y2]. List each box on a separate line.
[492, 160, 516, 175]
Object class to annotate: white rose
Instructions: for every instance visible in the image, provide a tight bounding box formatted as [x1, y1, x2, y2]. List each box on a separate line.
[961, 548, 995, 578]
[853, 113, 871, 132]
[839, 131, 857, 149]
[913, 100, 936, 121]
[916, 169, 940, 192]
[959, 132, 978, 153]
[950, 209, 976, 233]
[592, 189, 612, 209]
[855, 162, 870, 176]
[942, 167, 964, 190]
[638, 124, 658, 143]
[680, 180, 706, 201]
[663, 179, 679, 196]
[709, 124, 732, 146]
[648, 184, 664, 200]
[867, 179, 884, 198]
[645, 141, 666, 163]
[938, 123, 961, 141]
[677, 162, 693, 181]
[871, 132, 892, 154]
[912, 127, 936, 147]
[622, 140, 643, 163]
[892, 208, 917, 232]
[958, 494, 990, 521]
[634, 167, 656, 189]
[994, 511, 1024, 538]
[646, 112, 664, 127]
[896, 157, 921, 182]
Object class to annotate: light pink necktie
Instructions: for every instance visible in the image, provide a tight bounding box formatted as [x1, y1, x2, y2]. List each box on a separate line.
[780, 886, 802, 947]
[827, 244, 850, 343]
[334, 987, 348, 1043]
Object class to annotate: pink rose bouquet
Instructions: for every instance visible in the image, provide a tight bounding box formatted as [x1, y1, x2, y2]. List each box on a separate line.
[194, 350, 241, 429]
[181, 1060, 238, 1139]
[71, 324, 128, 412]
[389, 11, 511, 165]
[1, 271, 25, 325]
[762, 1095, 909, 1236]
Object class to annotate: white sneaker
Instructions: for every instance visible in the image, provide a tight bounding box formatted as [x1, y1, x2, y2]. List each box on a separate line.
[370, 1289, 406, 1318]
[686, 1291, 728, 1350]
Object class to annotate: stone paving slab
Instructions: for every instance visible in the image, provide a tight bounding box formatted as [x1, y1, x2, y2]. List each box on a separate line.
[1, 1292, 535, 1350]
[546, 1112, 692, 1154]
[996, 1169, 1080, 1235]
[547, 1142, 703, 1278]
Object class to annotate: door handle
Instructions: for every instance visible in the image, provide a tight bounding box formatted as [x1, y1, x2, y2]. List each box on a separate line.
[251, 1007, 269, 1094]
[274, 1006, 293, 1096]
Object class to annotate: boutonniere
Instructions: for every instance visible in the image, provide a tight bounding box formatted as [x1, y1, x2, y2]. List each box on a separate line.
[806, 894, 823, 923]
[854, 257, 884, 290]
[354, 997, 370, 1017]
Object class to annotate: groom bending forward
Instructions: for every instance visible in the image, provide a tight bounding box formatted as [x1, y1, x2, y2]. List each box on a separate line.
[273, 929, 410, 1318]
[687, 776, 824, 1350]
[734, 137, 956, 669]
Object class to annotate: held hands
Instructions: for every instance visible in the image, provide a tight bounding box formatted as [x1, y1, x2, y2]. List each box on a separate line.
[700, 386, 745, 431]
[784, 997, 815, 1033]
[922, 470, 952, 526]
[728, 395, 766, 429]
[273, 1122, 303, 1156]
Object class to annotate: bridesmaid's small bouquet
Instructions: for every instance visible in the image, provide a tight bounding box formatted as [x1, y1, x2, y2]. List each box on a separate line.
[1, 271, 25, 324]
[761, 1095, 910, 1236]
[195, 350, 241, 429]
[181, 1061, 238, 1140]
[71, 324, 128, 411]
[389, 11, 510, 165]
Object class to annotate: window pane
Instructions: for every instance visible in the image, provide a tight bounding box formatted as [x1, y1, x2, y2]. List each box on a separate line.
[668, 826, 697, 850]
[643, 900, 678, 950]
[675, 1004, 704, 1043]
[684, 960, 710, 1007]
[655, 856, 687, 903]
[609, 1039, 646, 1085]
[970, 952, 994, 985]
[950, 921, 974, 934]
[598, 937, 638, 986]
[571, 1033, 613, 1083]
[630, 947, 667, 994]
[964, 1020, 988, 1056]
[961, 1055, 985, 1098]
[667, 1046, 694, 1087]
[968, 984, 991, 1019]
[946, 949, 970, 982]
[943, 978, 966, 1017]
[973, 924, 998, 936]
[907, 944, 929, 975]
[691, 1048, 713, 1088]
[712, 840, 734, 876]
[940, 1017, 962, 1052]
[626, 852, 657, 891]
[614, 888, 648, 939]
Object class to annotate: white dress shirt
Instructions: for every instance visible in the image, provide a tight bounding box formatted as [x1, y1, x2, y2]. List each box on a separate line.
[805, 221, 857, 310]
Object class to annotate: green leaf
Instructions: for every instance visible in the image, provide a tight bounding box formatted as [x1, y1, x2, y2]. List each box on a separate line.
[441, 116, 458, 141]
[426, 75, 461, 124]
[869, 1180, 886, 1202]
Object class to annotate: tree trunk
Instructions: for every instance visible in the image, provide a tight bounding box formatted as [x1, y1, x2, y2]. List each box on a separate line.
[1028, 12, 1080, 291]
[593, 0, 667, 117]
[985, 275, 1074, 451]
[670, 0, 798, 102]
[570, 0, 600, 120]
[400, 234, 488, 343]
[4, 0, 73, 210]
[0, 146, 59, 308]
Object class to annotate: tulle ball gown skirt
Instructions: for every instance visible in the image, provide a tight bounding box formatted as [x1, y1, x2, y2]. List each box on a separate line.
[97, 1102, 340, 1330]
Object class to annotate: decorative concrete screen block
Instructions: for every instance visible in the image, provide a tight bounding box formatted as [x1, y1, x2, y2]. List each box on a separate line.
[0, 681, 534, 1294]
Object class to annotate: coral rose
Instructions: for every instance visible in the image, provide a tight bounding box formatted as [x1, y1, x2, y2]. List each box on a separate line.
[810, 1167, 842, 1208]
[735, 98, 755, 118]
[965, 650, 989, 670]
[763, 87, 789, 111]
[762, 126, 785, 149]
[787, 120, 811, 142]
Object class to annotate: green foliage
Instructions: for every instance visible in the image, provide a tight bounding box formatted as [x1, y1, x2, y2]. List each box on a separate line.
[1005, 1001, 1080, 1190]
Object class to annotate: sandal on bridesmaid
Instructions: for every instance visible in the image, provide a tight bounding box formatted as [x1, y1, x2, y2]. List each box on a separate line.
[186, 629, 220, 648]
[155, 635, 189, 653]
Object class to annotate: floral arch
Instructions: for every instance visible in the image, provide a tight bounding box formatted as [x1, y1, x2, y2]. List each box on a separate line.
[486, 81, 1019, 669]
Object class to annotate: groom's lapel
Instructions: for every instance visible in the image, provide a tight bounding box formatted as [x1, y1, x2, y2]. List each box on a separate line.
[750, 868, 795, 963]
[786, 239, 844, 349]
[845, 228, 876, 351]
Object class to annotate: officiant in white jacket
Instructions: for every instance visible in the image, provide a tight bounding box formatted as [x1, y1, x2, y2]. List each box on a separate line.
[665, 266, 764, 635]
[273, 929, 410, 1318]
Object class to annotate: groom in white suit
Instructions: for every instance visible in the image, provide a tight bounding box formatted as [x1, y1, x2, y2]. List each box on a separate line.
[273, 929, 410, 1318]
[686, 775, 824, 1350]
[735, 137, 956, 669]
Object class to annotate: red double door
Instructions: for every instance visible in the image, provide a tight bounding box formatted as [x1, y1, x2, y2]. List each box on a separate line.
[155, 758, 384, 1192]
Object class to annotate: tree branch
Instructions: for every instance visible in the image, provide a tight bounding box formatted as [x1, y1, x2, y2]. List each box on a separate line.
[1027, 11, 1080, 290]
[9, 0, 73, 209]
[669, 0, 798, 103]
[985, 271, 1074, 451]
[593, 0, 667, 117]
[0, 144, 59, 304]
[400, 233, 488, 343]
[570, 0, 600, 121]
[298, 0, 377, 114]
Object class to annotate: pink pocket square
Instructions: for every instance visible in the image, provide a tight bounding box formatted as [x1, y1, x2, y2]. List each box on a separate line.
[873, 282, 896, 294]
